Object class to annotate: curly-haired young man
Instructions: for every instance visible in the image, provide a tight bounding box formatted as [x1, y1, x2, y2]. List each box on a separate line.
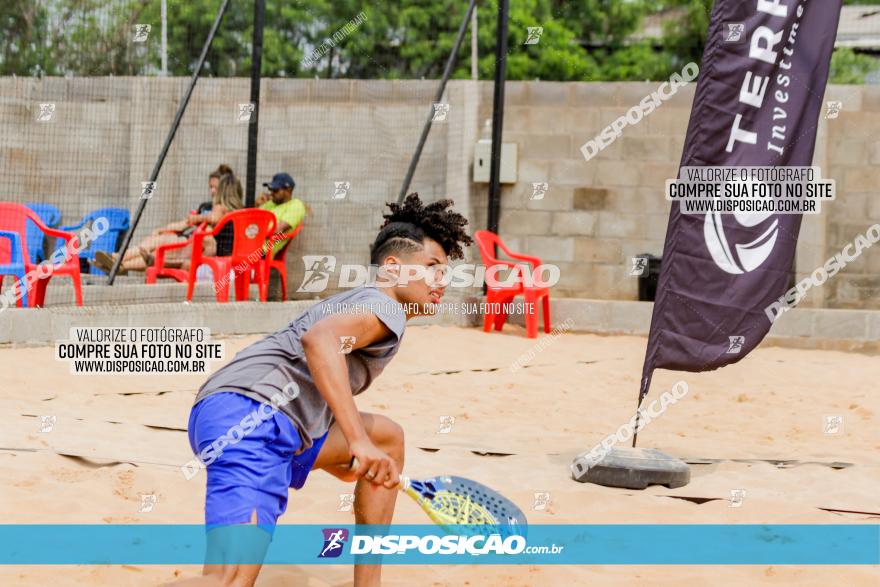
[171, 194, 473, 587]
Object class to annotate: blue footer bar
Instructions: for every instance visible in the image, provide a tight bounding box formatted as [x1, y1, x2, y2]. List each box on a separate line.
[1, 524, 877, 565]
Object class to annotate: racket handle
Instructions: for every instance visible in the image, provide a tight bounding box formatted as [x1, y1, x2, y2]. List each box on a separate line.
[348, 457, 409, 490]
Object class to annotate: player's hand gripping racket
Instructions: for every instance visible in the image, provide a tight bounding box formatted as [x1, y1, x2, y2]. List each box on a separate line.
[350, 458, 527, 535]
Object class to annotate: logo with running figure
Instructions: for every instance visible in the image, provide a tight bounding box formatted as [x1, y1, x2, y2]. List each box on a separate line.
[337, 493, 355, 512]
[133, 24, 151, 43]
[727, 335, 745, 354]
[298, 255, 337, 293]
[138, 493, 158, 513]
[333, 181, 351, 200]
[823, 415, 843, 435]
[530, 182, 549, 200]
[39, 415, 57, 432]
[524, 27, 544, 45]
[728, 489, 746, 508]
[432, 103, 450, 122]
[318, 528, 349, 558]
[236, 102, 256, 124]
[724, 23, 745, 42]
[338, 336, 356, 354]
[36, 103, 56, 122]
[140, 181, 157, 200]
[630, 256, 648, 276]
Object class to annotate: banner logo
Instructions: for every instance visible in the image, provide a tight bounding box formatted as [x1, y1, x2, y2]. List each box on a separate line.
[704, 211, 779, 274]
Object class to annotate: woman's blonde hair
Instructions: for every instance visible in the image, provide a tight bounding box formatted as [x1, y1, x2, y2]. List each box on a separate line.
[215, 173, 243, 210]
[209, 163, 234, 180]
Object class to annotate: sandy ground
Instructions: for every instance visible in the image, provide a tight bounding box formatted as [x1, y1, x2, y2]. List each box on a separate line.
[1, 323, 878, 586]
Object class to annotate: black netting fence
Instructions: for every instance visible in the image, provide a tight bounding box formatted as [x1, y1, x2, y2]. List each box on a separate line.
[1, 1, 878, 310]
[0, 0, 482, 308]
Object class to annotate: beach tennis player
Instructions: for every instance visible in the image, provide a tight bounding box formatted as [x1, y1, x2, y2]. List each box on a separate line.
[171, 194, 473, 587]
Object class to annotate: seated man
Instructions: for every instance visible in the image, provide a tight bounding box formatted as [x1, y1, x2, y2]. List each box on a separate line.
[257, 172, 305, 258]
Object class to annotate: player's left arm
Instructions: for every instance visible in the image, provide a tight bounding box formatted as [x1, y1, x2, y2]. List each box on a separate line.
[301, 310, 400, 487]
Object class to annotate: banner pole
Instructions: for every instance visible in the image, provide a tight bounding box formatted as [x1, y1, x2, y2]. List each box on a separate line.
[631, 373, 651, 448]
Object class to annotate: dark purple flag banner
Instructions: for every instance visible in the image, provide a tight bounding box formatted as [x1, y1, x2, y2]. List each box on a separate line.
[636, 0, 843, 424]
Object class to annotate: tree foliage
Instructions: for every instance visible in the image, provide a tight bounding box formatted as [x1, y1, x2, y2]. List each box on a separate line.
[0, 0, 876, 84]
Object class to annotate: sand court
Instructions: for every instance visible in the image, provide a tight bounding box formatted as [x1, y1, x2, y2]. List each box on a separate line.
[1, 324, 877, 585]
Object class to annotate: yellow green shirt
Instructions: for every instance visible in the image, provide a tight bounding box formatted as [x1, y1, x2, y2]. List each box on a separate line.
[260, 198, 305, 257]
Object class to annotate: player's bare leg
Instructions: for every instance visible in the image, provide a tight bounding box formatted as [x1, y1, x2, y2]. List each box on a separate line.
[313, 412, 405, 587]
[163, 509, 266, 587]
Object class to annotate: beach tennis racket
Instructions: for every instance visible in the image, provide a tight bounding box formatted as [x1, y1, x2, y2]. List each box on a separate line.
[350, 458, 527, 535]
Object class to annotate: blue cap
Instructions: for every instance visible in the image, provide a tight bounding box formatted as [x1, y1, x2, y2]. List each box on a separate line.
[263, 172, 295, 190]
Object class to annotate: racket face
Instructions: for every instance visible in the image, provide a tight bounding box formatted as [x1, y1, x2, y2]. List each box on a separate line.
[404, 475, 527, 536]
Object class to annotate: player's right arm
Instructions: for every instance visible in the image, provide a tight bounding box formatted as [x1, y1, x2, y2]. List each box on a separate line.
[301, 311, 400, 488]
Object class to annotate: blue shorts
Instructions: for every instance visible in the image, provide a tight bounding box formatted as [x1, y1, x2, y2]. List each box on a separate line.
[188, 392, 328, 529]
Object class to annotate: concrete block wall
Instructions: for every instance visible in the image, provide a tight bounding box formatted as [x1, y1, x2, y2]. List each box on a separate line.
[0, 77, 877, 309]
[3, 296, 876, 349]
[477, 81, 688, 299]
[483, 82, 880, 308]
[821, 86, 880, 310]
[0, 77, 468, 300]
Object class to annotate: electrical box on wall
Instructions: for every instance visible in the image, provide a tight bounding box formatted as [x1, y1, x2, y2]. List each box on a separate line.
[473, 140, 517, 183]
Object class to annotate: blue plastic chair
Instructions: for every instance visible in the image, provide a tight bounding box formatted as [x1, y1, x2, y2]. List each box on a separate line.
[0, 229, 30, 308]
[25, 203, 62, 263]
[59, 207, 130, 275]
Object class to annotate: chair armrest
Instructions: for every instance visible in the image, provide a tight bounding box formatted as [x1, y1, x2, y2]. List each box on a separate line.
[285, 221, 304, 239]
[154, 238, 192, 254]
[506, 251, 543, 267]
[478, 242, 517, 267]
[153, 241, 186, 268]
[43, 225, 81, 265]
[0, 229, 23, 250]
[493, 238, 542, 268]
[191, 222, 214, 238]
[0, 230, 24, 265]
[189, 223, 213, 255]
[479, 238, 521, 268]
[153, 223, 205, 267]
[269, 224, 302, 245]
[41, 225, 76, 242]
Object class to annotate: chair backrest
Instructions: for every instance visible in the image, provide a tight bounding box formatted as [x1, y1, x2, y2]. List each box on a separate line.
[25, 203, 62, 263]
[211, 209, 277, 259]
[474, 230, 504, 266]
[0, 202, 42, 263]
[83, 207, 130, 254]
[85, 207, 130, 231]
[26, 203, 61, 227]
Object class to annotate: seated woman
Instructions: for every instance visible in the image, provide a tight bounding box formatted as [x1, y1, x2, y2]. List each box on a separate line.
[175, 172, 243, 265]
[92, 165, 242, 274]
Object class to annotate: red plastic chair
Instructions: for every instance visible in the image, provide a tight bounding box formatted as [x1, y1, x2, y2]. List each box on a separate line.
[145, 223, 207, 285]
[473, 230, 551, 338]
[0, 202, 82, 307]
[186, 209, 277, 303]
[255, 221, 303, 301]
